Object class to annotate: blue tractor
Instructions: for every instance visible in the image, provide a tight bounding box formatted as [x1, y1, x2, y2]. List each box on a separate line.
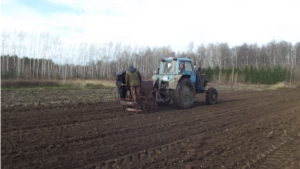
[152, 57, 218, 109]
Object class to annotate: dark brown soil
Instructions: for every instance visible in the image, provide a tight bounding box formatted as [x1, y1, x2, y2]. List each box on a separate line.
[1, 88, 300, 169]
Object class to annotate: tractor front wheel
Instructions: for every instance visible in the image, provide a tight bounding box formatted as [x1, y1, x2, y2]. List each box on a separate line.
[206, 87, 218, 105]
[173, 78, 195, 109]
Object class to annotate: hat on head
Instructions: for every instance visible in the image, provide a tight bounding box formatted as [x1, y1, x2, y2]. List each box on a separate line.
[128, 63, 134, 69]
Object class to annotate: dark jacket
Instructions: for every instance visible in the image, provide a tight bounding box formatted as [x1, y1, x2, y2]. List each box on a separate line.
[116, 70, 126, 88]
[126, 65, 142, 86]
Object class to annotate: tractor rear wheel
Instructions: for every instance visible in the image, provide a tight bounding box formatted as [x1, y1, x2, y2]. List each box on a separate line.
[206, 87, 218, 105]
[173, 78, 195, 109]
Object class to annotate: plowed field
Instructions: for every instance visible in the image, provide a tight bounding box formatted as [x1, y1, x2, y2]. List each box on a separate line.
[1, 88, 300, 169]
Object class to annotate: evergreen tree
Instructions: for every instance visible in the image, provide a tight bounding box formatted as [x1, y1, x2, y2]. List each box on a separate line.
[243, 66, 250, 83]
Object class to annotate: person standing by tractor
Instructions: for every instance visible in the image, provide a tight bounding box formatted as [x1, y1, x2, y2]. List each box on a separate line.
[116, 70, 127, 100]
[126, 64, 142, 104]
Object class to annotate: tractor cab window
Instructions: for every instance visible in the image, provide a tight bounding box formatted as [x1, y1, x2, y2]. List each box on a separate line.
[179, 61, 193, 72]
[184, 62, 193, 71]
[179, 62, 185, 70]
[163, 61, 174, 73]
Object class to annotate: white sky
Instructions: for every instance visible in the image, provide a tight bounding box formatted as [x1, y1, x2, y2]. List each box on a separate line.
[1, 0, 300, 52]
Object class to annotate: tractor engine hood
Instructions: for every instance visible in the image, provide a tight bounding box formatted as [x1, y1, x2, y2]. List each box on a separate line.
[159, 74, 175, 82]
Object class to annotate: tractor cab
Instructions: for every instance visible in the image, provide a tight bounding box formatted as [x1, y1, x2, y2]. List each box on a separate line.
[155, 57, 199, 91]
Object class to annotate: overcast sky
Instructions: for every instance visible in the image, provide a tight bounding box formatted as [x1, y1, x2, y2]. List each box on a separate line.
[1, 0, 300, 52]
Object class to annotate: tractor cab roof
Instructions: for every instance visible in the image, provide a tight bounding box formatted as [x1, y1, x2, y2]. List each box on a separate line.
[161, 57, 192, 62]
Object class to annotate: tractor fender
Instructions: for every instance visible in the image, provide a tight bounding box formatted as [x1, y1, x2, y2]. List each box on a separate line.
[169, 74, 190, 89]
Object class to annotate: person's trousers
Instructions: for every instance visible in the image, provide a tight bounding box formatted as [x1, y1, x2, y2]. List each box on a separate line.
[119, 86, 127, 100]
[130, 85, 140, 103]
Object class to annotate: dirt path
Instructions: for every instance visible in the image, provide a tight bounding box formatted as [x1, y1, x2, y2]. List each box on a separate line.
[1, 89, 300, 169]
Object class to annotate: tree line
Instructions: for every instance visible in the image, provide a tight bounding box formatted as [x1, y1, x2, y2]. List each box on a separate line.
[1, 31, 300, 82]
[202, 65, 291, 85]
